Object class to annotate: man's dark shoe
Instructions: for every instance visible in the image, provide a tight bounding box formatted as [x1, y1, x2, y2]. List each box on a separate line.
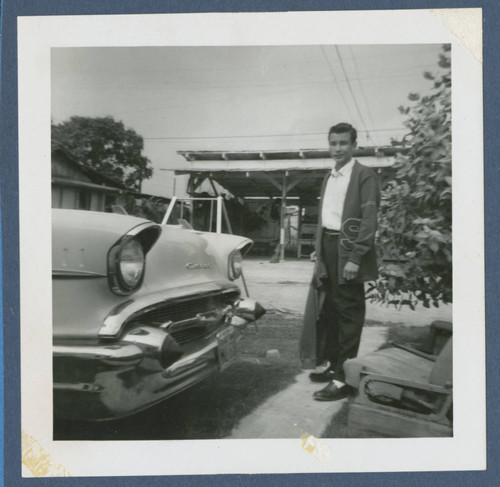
[309, 369, 335, 383]
[313, 381, 352, 401]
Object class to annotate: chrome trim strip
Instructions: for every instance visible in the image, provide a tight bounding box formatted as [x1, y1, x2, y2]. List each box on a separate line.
[125, 221, 161, 238]
[235, 238, 253, 253]
[53, 343, 144, 364]
[99, 283, 239, 338]
[52, 269, 107, 278]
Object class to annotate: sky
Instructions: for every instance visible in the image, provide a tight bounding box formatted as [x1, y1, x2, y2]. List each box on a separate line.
[51, 44, 446, 197]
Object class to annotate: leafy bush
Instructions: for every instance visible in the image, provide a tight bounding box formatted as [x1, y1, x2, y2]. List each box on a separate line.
[369, 46, 452, 308]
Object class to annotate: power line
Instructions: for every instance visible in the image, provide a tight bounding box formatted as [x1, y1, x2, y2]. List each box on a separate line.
[320, 46, 357, 123]
[335, 46, 375, 145]
[56, 63, 439, 92]
[349, 46, 378, 144]
[55, 63, 439, 120]
[87, 82, 339, 118]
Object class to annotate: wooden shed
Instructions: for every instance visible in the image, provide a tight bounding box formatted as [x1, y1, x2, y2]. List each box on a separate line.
[175, 147, 403, 259]
[51, 144, 127, 212]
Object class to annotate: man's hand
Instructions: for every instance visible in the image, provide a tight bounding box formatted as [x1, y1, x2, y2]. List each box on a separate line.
[343, 261, 360, 280]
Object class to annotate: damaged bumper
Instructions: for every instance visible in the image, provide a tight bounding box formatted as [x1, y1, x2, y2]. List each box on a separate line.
[53, 298, 265, 421]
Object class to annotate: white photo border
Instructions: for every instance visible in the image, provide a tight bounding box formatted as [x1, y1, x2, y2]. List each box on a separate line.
[18, 9, 484, 476]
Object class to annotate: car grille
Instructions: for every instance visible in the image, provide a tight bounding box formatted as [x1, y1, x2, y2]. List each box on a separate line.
[128, 291, 239, 345]
[169, 325, 211, 344]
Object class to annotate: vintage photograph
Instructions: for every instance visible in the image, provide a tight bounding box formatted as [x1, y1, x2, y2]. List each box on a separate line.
[51, 43, 453, 440]
[17, 9, 484, 477]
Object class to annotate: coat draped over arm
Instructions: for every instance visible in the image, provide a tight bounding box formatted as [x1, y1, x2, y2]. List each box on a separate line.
[299, 162, 380, 368]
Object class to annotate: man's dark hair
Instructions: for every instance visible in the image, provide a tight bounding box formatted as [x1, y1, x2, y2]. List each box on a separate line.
[328, 123, 357, 144]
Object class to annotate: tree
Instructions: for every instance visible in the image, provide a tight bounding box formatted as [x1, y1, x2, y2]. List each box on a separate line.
[52, 116, 153, 191]
[368, 45, 452, 308]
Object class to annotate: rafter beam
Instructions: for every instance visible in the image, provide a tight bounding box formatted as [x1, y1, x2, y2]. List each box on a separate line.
[286, 177, 303, 193]
[261, 174, 283, 192]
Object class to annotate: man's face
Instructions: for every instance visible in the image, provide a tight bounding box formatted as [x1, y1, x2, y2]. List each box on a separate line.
[328, 132, 356, 167]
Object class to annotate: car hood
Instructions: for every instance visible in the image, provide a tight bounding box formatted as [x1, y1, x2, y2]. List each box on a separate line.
[52, 209, 156, 276]
[52, 210, 253, 339]
[52, 209, 244, 278]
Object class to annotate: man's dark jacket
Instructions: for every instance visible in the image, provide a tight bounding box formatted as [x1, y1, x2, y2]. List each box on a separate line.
[300, 161, 380, 369]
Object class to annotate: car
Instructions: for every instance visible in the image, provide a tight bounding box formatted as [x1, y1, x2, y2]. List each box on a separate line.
[52, 209, 265, 421]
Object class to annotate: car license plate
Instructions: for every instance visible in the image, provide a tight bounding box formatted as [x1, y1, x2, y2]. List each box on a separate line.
[217, 326, 237, 370]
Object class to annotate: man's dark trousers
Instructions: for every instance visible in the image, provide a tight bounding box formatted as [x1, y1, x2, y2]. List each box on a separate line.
[321, 232, 365, 382]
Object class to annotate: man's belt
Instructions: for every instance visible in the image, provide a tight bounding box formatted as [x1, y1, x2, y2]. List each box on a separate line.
[323, 228, 340, 236]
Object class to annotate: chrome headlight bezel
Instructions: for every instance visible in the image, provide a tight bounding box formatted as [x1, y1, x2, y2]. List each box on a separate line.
[107, 222, 161, 296]
[108, 236, 146, 295]
[228, 249, 243, 281]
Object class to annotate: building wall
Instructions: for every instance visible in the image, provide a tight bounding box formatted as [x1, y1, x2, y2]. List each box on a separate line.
[51, 151, 118, 212]
[51, 184, 108, 212]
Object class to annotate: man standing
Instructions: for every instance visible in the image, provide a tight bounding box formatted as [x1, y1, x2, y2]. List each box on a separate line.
[300, 123, 380, 401]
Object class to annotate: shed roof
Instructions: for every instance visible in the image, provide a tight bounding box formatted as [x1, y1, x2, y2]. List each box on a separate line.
[52, 141, 128, 190]
[177, 146, 403, 164]
[176, 147, 403, 199]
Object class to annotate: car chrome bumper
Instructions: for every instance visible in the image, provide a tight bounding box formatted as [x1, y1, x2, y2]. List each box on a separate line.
[53, 297, 265, 421]
[54, 334, 222, 421]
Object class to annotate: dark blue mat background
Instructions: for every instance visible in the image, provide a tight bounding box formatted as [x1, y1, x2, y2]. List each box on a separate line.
[1, 1, 498, 485]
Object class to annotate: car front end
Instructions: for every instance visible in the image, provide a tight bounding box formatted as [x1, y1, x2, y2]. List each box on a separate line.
[52, 210, 264, 421]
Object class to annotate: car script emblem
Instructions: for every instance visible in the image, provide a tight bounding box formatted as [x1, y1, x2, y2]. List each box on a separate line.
[186, 262, 213, 269]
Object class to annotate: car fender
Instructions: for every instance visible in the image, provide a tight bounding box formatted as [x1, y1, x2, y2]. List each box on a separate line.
[194, 231, 253, 277]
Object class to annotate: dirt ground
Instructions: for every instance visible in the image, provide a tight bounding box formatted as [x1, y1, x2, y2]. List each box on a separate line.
[242, 256, 452, 326]
[229, 256, 453, 439]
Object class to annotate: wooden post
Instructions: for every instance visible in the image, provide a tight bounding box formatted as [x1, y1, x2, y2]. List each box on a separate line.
[209, 199, 214, 232]
[297, 202, 303, 258]
[280, 173, 287, 261]
[190, 199, 194, 228]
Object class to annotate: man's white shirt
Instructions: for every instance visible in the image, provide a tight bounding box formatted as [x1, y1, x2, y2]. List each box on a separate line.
[321, 159, 355, 231]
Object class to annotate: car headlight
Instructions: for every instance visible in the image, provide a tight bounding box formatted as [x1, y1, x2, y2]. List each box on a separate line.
[228, 250, 243, 281]
[108, 237, 146, 295]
